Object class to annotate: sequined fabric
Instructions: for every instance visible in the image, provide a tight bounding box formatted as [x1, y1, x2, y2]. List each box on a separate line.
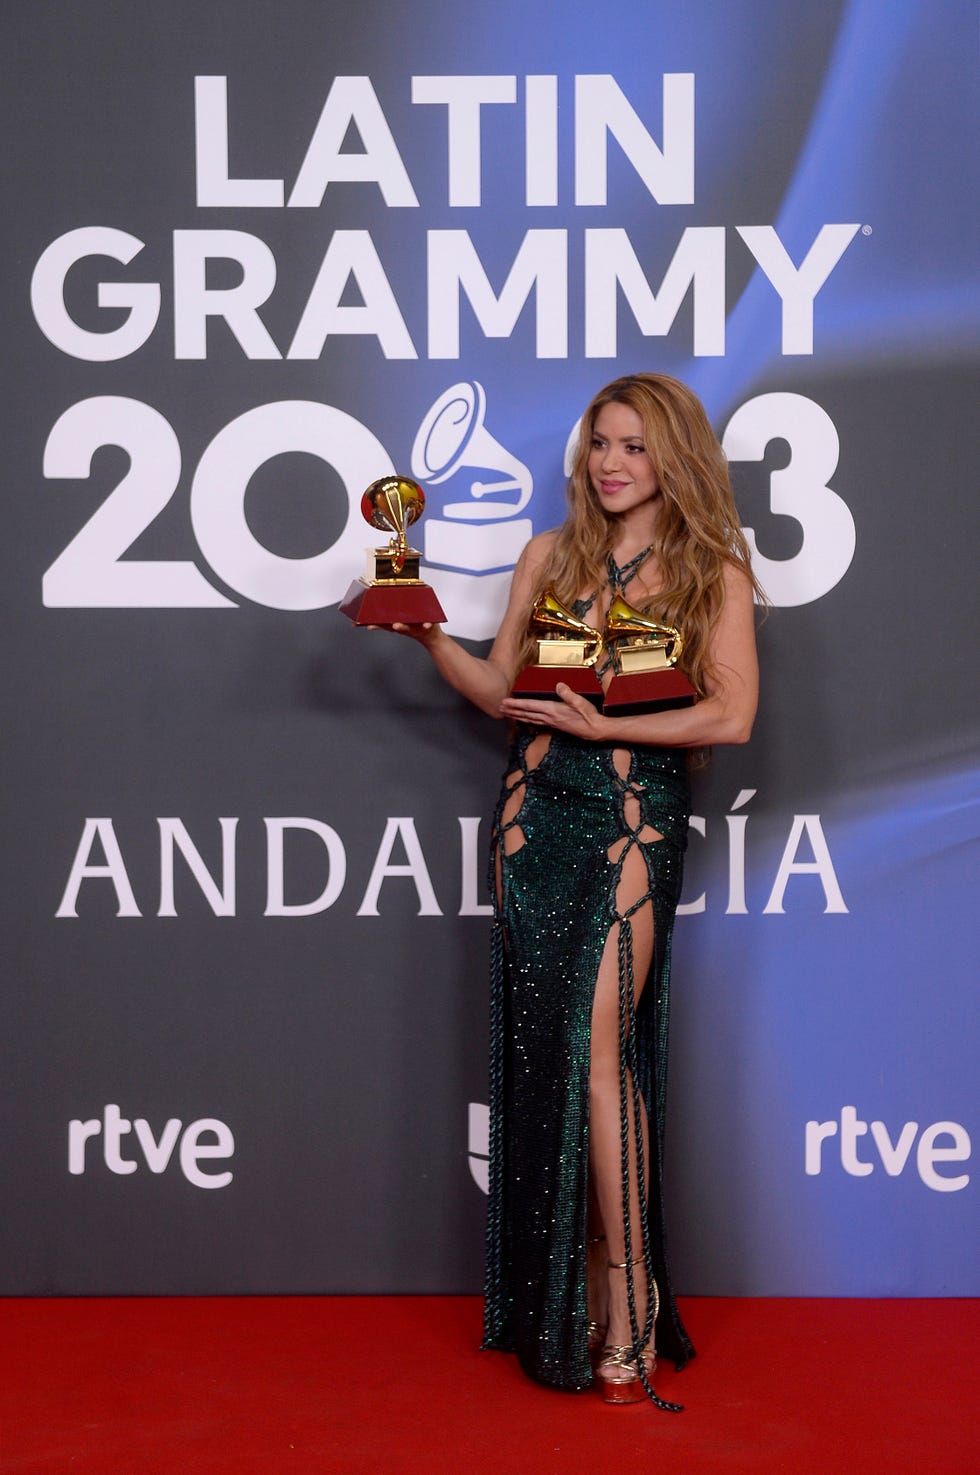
[481, 726, 695, 1390]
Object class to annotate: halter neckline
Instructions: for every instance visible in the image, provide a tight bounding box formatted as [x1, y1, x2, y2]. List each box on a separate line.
[607, 545, 654, 593]
[571, 545, 655, 625]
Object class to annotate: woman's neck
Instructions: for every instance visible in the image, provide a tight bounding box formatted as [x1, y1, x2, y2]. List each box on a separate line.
[609, 502, 662, 562]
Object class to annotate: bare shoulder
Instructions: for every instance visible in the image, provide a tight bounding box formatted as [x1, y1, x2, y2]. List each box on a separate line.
[501, 530, 558, 614]
[519, 527, 560, 571]
[722, 560, 757, 608]
[490, 529, 560, 660]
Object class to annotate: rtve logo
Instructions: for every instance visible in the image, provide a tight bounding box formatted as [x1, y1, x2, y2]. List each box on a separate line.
[805, 1106, 970, 1192]
[69, 1104, 235, 1188]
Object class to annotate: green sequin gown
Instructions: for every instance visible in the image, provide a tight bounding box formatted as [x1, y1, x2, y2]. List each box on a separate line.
[481, 721, 695, 1390]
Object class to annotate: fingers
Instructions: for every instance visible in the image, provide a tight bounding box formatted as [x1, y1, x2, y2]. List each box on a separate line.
[503, 684, 604, 738]
[499, 698, 553, 725]
[554, 683, 601, 726]
[364, 621, 433, 638]
[501, 690, 585, 724]
[554, 681, 591, 712]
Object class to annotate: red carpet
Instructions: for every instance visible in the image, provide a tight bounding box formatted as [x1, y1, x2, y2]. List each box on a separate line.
[1, 1296, 975, 1473]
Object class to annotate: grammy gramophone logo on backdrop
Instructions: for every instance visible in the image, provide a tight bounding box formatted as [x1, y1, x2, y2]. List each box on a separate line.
[409, 381, 534, 640]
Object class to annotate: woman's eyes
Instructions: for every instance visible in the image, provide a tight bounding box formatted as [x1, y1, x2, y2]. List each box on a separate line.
[591, 440, 647, 453]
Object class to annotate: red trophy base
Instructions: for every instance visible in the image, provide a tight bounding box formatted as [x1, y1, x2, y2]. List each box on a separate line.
[339, 579, 446, 626]
[511, 664, 604, 708]
[602, 669, 696, 716]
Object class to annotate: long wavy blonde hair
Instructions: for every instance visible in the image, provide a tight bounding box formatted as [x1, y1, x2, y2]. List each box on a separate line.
[521, 373, 764, 695]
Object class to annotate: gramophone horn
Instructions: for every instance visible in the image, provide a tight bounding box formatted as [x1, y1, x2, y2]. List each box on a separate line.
[360, 475, 425, 536]
[360, 476, 426, 575]
[605, 594, 683, 664]
[530, 589, 604, 666]
[411, 381, 532, 520]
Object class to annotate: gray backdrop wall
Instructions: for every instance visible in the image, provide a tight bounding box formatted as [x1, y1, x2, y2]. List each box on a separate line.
[2, 0, 977, 1297]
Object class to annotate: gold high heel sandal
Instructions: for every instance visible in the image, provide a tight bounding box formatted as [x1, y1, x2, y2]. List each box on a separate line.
[595, 1256, 659, 1405]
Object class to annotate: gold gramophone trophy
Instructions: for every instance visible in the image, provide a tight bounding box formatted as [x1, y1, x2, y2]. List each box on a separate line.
[339, 475, 446, 625]
[511, 589, 605, 706]
[602, 595, 696, 715]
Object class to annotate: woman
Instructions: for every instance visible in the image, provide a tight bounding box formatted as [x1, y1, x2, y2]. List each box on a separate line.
[380, 373, 760, 1408]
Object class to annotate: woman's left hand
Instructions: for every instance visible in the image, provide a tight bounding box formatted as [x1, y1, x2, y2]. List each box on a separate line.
[499, 682, 607, 739]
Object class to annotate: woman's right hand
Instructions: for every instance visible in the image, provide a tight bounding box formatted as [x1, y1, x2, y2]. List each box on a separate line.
[366, 621, 442, 647]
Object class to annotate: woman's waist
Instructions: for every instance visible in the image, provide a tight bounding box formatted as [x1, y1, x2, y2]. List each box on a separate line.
[508, 724, 689, 774]
[504, 728, 691, 824]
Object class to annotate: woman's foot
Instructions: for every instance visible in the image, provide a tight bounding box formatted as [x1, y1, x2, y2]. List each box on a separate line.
[595, 1256, 659, 1402]
[596, 1343, 657, 1403]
